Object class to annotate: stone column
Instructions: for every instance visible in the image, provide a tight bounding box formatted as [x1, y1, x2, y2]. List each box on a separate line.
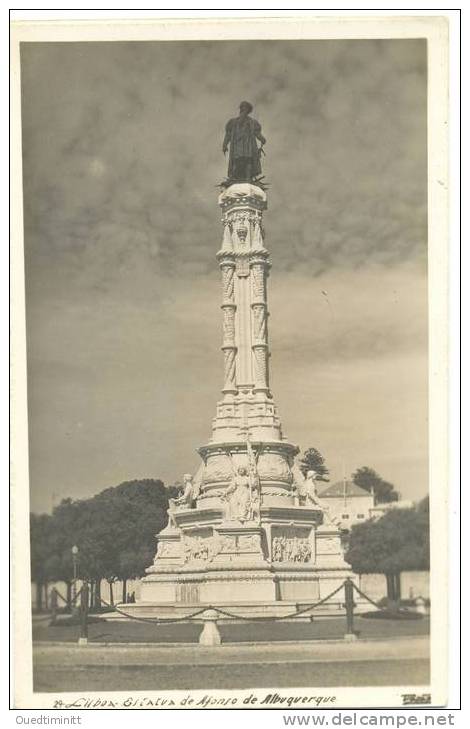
[251, 253, 270, 395]
[218, 184, 269, 396]
[220, 255, 237, 395]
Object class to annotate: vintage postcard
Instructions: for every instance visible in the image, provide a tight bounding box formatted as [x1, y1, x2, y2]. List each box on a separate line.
[10, 15, 449, 710]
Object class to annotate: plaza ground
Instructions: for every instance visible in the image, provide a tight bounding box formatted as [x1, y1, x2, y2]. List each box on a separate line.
[32, 615, 429, 692]
[33, 613, 429, 644]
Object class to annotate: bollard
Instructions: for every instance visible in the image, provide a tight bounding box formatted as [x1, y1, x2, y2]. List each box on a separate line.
[344, 578, 357, 642]
[78, 582, 89, 646]
[50, 588, 58, 625]
[198, 610, 222, 646]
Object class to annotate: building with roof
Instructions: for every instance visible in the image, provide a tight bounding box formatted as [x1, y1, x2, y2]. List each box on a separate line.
[318, 480, 375, 530]
[369, 499, 415, 519]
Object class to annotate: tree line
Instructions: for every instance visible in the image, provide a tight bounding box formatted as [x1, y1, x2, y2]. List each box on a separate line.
[346, 496, 430, 602]
[300, 448, 430, 601]
[30, 479, 174, 611]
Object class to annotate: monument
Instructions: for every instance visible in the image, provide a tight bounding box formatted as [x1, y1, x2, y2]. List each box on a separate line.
[222, 101, 266, 183]
[125, 104, 351, 618]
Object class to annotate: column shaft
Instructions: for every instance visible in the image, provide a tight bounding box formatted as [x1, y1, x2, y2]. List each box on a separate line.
[251, 260, 270, 393]
[220, 259, 237, 394]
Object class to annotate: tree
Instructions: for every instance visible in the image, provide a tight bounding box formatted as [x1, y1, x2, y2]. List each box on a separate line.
[352, 466, 399, 504]
[47, 498, 89, 609]
[30, 478, 169, 610]
[418, 494, 429, 516]
[30, 513, 53, 611]
[166, 481, 183, 499]
[345, 506, 429, 604]
[75, 479, 169, 606]
[299, 447, 329, 480]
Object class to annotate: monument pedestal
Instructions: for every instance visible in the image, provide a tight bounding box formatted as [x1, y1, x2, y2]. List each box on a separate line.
[124, 183, 353, 620]
[128, 500, 351, 614]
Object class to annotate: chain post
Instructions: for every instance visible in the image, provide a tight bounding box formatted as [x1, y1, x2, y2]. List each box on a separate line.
[78, 581, 89, 646]
[50, 588, 58, 625]
[344, 578, 357, 642]
[199, 609, 222, 646]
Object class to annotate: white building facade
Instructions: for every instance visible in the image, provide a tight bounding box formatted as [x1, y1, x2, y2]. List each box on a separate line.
[318, 480, 375, 529]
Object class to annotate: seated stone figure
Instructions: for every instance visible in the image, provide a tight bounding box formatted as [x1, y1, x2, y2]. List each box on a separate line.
[304, 470, 322, 506]
[297, 469, 342, 527]
[168, 473, 197, 528]
[292, 468, 321, 506]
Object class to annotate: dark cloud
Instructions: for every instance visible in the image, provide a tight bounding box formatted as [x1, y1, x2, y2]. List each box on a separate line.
[20, 39, 428, 510]
[21, 39, 426, 287]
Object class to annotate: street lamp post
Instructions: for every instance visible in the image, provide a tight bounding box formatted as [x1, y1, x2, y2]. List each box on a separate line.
[71, 545, 79, 612]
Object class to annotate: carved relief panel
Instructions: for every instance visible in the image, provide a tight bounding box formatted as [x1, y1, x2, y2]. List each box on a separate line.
[156, 539, 181, 561]
[271, 527, 313, 564]
[181, 534, 222, 564]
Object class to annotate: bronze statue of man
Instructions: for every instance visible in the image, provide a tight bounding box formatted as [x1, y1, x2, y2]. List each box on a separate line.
[223, 101, 266, 182]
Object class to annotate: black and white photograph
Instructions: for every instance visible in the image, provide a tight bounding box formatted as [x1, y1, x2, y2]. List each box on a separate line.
[10, 14, 450, 711]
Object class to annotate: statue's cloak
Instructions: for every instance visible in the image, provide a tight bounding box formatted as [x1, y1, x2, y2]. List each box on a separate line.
[225, 116, 263, 178]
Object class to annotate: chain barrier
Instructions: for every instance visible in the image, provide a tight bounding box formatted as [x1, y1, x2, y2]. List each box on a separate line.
[33, 587, 83, 618]
[98, 597, 213, 624]
[52, 589, 69, 605]
[351, 582, 384, 610]
[95, 580, 345, 624]
[211, 581, 345, 622]
[72, 586, 84, 604]
[43, 579, 419, 636]
[97, 580, 418, 624]
[351, 582, 422, 618]
[51, 586, 83, 606]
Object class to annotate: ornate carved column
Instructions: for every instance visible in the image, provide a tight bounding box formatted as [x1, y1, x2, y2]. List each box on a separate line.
[251, 252, 270, 395]
[220, 254, 237, 395]
[217, 183, 270, 397]
[211, 183, 283, 444]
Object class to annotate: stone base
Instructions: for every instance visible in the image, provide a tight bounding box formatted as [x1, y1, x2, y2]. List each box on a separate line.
[125, 563, 353, 619]
[135, 441, 353, 620]
[141, 567, 278, 603]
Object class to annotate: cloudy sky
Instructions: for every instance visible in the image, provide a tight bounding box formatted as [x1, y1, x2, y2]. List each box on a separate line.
[20, 39, 428, 513]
